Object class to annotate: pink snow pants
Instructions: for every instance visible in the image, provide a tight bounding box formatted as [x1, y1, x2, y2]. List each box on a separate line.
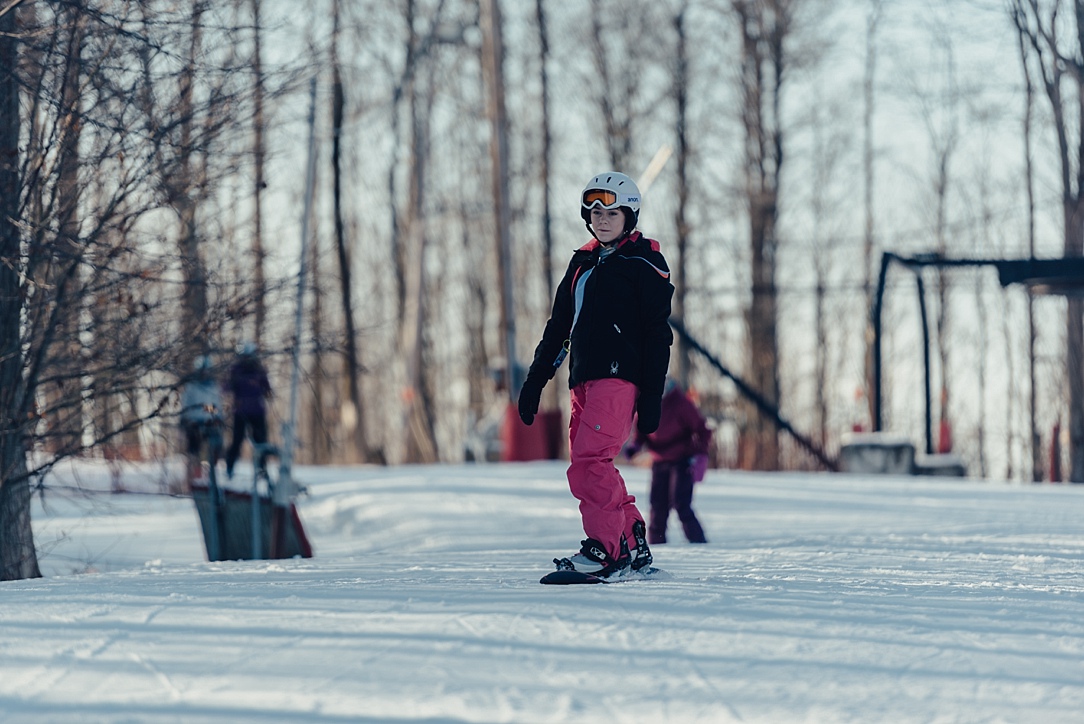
[567, 378, 644, 560]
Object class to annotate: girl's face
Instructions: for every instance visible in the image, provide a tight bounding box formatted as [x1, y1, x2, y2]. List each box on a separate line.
[590, 207, 625, 244]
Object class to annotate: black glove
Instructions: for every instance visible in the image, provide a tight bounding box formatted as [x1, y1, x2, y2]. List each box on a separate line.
[518, 376, 544, 426]
[636, 394, 661, 435]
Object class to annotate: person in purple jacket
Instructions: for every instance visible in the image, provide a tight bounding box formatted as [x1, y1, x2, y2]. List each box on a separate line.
[518, 171, 674, 579]
[224, 342, 272, 480]
[634, 378, 711, 545]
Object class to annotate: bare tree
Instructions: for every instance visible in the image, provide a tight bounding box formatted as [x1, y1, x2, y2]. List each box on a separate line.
[175, 1, 209, 364]
[534, 0, 562, 416]
[806, 96, 849, 451]
[861, 0, 884, 429]
[971, 160, 994, 479]
[307, 170, 333, 465]
[733, 0, 790, 471]
[1012, 2, 1043, 481]
[42, 4, 87, 456]
[912, 26, 961, 455]
[0, 1, 274, 579]
[534, 0, 555, 303]
[672, 2, 693, 389]
[401, 45, 439, 464]
[0, 0, 40, 581]
[584, 0, 665, 172]
[482, 0, 517, 401]
[251, 0, 267, 345]
[588, 0, 630, 170]
[382, 0, 469, 462]
[1010, 0, 1084, 482]
[330, 0, 372, 464]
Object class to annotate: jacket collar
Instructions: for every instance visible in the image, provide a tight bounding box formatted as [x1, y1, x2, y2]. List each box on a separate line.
[578, 230, 642, 253]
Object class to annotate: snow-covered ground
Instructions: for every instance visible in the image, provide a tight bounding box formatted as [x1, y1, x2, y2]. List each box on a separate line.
[3, 459, 1083, 723]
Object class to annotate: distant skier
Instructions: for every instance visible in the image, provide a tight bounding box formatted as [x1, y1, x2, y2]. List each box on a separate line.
[518, 171, 673, 579]
[224, 342, 272, 480]
[180, 355, 224, 482]
[630, 379, 711, 545]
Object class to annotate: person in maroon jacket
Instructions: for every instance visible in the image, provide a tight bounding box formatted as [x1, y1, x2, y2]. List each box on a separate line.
[634, 379, 711, 544]
[518, 171, 674, 579]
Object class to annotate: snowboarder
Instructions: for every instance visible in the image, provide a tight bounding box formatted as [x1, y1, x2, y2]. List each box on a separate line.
[630, 378, 711, 545]
[518, 171, 674, 579]
[180, 355, 225, 482]
[224, 342, 272, 480]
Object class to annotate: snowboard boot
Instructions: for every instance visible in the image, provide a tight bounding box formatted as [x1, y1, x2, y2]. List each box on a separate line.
[553, 538, 630, 579]
[630, 520, 653, 571]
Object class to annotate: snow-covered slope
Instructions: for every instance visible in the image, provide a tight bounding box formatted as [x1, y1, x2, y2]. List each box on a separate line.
[3, 460, 1082, 722]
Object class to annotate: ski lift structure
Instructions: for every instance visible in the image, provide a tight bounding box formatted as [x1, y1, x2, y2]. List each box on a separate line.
[669, 319, 839, 472]
[192, 79, 317, 561]
[191, 442, 312, 561]
[872, 251, 1084, 459]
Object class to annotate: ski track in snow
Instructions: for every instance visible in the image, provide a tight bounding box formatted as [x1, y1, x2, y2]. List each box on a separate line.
[0, 460, 1082, 722]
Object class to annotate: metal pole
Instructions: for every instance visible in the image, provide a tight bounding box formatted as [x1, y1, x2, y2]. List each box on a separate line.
[872, 253, 892, 431]
[277, 77, 318, 508]
[251, 460, 261, 558]
[638, 143, 673, 195]
[915, 274, 933, 455]
[206, 461, 222, 561]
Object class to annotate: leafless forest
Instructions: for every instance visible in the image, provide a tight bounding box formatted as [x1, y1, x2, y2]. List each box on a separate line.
[2, 0, 1082, 579]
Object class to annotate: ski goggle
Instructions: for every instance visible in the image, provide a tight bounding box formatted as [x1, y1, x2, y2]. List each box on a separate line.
[582, 189, 620, 210]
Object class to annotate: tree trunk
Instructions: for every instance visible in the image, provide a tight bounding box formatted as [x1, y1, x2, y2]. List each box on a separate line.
[746, 199, 781, 470]
[482, 0, 517, 400]
[389, 0, 417, 332]
[1010, 0, 1084, 482]
[464, 211, 490, 430]
[331, 0, 372, 464]
[251, 0, 267, 346]
[535, 0, 562, 416]
[933, 126, 956, 455]
[39, 6, 86, 456]
[0, 446, 39, 581]
[1013, 10, 1041, 481]
[535, 0, 554, 310]
[402, 72, 438, 464]
[735, 0, 785, 470]
[1067, 242, 1084, 482]
[307, 188, 332, 465]
[0, 5, 42, 580]
[672, 5, 692, 389]
[178, 1, 207, 364]
[861, 0, 883, 430]
[588, 0, 634, 171]
[1065, 10, 1084, 482]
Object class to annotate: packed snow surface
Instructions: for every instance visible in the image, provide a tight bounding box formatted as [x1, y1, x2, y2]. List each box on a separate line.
[3, 460, 1083, 722]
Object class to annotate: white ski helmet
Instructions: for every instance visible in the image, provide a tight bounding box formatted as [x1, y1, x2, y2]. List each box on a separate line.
[580, 171, 640, 234]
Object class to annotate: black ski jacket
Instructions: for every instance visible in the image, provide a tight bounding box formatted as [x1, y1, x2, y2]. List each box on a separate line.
[526, 231, 674, 405]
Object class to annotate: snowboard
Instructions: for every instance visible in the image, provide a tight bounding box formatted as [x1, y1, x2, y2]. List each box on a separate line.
[539, 566, 669, 585]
